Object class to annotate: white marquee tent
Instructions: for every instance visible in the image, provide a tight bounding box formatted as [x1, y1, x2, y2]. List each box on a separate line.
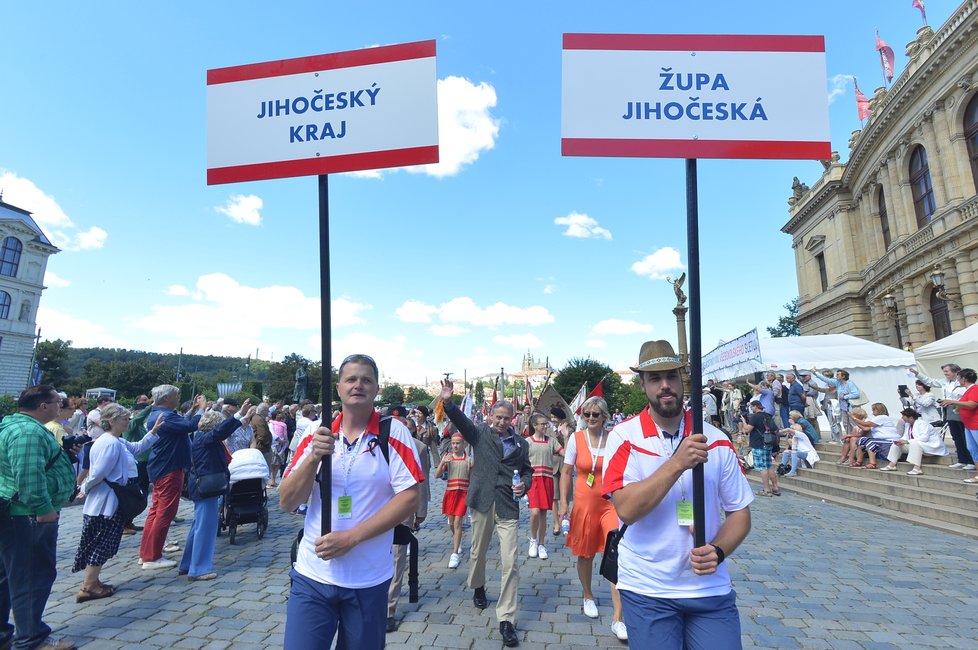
[913, 323, 978, 379]
[706, 334, 915, 419]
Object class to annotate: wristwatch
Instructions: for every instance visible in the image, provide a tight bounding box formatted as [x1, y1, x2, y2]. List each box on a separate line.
[709, 543, 726, 564]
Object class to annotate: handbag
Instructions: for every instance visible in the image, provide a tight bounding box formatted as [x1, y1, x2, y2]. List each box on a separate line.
[195, 471, 230, 499]
[107, 479, 148, 522]
[599, 524, 628, 584]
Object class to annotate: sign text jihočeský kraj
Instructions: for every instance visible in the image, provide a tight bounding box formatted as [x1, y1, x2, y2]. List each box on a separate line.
[561, 34, 830, 160]
[207, 40, 439, 185]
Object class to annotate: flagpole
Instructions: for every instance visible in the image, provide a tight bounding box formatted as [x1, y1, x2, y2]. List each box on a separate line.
[686, 158, 706, 549]
[318, 174, 333, 538]
[876, 30, 888, 90]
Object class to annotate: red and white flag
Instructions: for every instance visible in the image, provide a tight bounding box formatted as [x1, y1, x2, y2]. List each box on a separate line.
[912, 0, 928, 25]
[854, 78, 872, 121]
[569, 383, 588, 416]
[876, 31, 896, 84]
[585, 381, 604, 401]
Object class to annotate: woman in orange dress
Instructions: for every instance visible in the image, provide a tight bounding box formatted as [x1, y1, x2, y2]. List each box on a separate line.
[558, 396, 626, 641]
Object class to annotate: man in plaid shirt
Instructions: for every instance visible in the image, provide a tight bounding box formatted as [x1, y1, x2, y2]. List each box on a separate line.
[0, 385, 78, 650]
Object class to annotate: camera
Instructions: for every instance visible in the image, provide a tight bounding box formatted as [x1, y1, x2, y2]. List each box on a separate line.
[62, 433, 92, 452]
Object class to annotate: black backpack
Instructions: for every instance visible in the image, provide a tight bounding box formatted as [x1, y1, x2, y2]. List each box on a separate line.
[762, 413, 780, 450]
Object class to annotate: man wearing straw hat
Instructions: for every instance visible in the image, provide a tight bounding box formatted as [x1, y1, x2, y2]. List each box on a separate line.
[604, 340, 753, 649]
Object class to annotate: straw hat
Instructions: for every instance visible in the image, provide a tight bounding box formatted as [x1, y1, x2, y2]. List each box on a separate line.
[629, 340, 687, 373]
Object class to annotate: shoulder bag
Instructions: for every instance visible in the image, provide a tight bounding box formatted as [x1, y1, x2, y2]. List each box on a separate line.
[106, 479, 148, 522]
[195, 470, 230, 499]
[599, 524, 628, 584]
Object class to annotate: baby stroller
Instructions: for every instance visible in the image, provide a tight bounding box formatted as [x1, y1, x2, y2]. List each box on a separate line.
[219, 449, 270, 545]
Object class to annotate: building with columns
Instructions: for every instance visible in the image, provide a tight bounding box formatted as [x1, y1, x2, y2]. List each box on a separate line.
[0, 199, 60, 396]
[784, 0, 978, 350]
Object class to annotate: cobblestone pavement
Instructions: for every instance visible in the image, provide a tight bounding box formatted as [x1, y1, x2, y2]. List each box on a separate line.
[38, 477, 978, 649]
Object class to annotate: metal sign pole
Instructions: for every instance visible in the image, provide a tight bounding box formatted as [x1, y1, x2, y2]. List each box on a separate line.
[685, 158, 706, 548]
[318, 174, 333, 537]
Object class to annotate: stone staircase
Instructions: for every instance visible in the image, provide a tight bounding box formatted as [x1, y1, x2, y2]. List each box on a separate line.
[745, 439, 978, 539]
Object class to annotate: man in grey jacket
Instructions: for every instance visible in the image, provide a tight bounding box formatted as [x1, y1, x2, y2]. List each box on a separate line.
[439, 380, 532, 648]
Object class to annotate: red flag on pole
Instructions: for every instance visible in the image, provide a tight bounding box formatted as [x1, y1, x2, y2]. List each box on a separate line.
[876, 31, 896, 85]
[854, 78, 872, 121]
[586, 381, 604, 401]
[912, 0, 928, 26]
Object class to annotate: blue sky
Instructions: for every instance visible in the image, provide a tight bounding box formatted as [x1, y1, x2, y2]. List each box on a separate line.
[0, 1, 950, 385]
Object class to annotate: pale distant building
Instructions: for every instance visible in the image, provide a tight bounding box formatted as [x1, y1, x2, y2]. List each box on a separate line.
[0, 199, 59, 396]
[509, 351, 552, 391]
[784, 1, 978, 349]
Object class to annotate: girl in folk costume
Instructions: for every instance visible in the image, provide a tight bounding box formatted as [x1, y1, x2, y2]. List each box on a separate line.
[526, 413, 564, 560]
[437, 433, 472, 569]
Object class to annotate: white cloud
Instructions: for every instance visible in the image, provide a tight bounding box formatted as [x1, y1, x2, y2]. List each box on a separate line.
[347, 76, 500, 179]
[74, 226, 107, 250]
[216, 194, 263, 226]
[36, 306, 125, 348]
[166, 284, 191, 296]
[543, 284, 555, 295]
[43, 271, 70, 288]
[630, 247, 685, 280]
[328, 332, 425, 382]
[332, 297, 372, 327]
[395, 300, 438, 323]
[440, 297, 554, 326]
[592, 319, 653, 336]
[554, 212, 612, 240]
[493, 333, 544, 349]
[828, 73, 854, 105]
[0, 171, 106, 252]
[431, 324, 469, 337]
[586, 339, 608, 349]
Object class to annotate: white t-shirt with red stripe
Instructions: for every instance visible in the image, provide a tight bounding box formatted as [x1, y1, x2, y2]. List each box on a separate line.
[603, 407, 753, 599]
[286, 411, 425, 589]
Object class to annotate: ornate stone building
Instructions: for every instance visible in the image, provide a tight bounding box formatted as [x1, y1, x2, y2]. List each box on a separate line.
[0, 199, 59, 396]
[784, 1, 978, 350]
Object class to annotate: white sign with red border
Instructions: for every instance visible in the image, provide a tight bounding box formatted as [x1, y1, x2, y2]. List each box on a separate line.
[562, 34, 830, 160]
[207, 40, 438, 185]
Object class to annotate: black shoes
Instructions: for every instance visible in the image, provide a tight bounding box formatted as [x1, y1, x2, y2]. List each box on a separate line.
[385, 616, 397, 633]
[473, 586, 488, 609]
[500, 621, 519, 647]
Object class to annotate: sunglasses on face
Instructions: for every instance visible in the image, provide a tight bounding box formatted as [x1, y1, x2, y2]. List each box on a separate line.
[583, 411, 602, 419]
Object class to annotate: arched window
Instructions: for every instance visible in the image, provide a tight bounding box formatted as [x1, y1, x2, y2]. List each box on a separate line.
[965, 93, 978, 193]
[0, 291, 11, 320]
[0, 237, 22, 278]
[909, 146, 937, 228]
[877, 188, 891, 249]
[930, 286, 952, 340]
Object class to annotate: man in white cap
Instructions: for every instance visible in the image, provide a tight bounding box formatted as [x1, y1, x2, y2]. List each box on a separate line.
[603, 340, 753, 650]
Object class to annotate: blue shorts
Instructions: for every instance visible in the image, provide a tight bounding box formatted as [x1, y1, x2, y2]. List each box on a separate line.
[751, 447, 772, 470]
[284, 569, 391, 650]
[619, 588, 743, 650]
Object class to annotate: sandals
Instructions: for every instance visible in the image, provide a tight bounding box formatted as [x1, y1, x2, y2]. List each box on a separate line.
[77, 584, 115, 603]
[850, 461, 863, 468]
[772, 490, 782, 496]
[862, 464, 879, 470]
[755, 490, 773, 497]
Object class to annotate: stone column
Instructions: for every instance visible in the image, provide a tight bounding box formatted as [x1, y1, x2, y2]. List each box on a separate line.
[674, 305, 689, 363]
[932, 101, 968, 202]
[921, 115, 949, 207]
[885, 154, 912, 239]
[955, 251, 978, 325]
[900, 278, 926, 349]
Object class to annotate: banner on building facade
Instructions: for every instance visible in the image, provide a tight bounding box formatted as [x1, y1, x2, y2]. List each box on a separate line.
[207, 40, 439, 184]
[561, 34, 830, 160]
[703, 328, 762, 377]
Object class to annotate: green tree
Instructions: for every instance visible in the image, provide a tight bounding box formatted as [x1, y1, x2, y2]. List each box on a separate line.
[621, 375, 649, 415]
[767, 297, 801, 337]
[381, 383, 405, 405]
[37, 339, 72, 389]
[405, 386, 433, 406]
[554, 357, 614, 404]
[474, 379, 485, 406]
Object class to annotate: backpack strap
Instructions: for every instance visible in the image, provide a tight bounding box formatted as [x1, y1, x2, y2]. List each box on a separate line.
[377, 415, 392, 464]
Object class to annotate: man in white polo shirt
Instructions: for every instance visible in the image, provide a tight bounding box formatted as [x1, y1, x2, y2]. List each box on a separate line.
[279, 354, 424, 650]
[603, 340, 753, 650]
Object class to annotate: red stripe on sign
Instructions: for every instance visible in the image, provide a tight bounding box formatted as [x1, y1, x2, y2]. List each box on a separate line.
[561, 138, 830, 161]
[562, 34, 825, 53]
[206, 145, 440, 185]
[208, 40, 437, 85]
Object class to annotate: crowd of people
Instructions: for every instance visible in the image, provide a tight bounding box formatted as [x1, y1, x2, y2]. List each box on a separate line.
[4, 342, 974, 650]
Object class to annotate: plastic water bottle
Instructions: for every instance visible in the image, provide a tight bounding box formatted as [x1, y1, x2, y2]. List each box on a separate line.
[512, 470, 521, 501]
[561, 515, 570, 536]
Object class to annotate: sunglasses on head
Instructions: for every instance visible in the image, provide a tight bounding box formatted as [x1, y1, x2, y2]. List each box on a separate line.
[583, 411, 602, 419]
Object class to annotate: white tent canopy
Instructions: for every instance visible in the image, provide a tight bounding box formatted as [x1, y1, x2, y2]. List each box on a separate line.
[706, 334, 915, 419]
[913, 323, 978, 380]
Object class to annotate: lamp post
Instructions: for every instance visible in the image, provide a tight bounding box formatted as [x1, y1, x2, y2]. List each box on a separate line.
[881, 293, 907, 350]
[930, 266, 961, 307]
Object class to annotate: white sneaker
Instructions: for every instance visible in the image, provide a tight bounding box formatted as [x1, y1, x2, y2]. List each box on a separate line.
[528, 539, 538, 558]
[948, 463, 966, 469]
[537, 544, 548, 560]
[448, 553, 460, 569]
[142, 559, 177, 570]
[611, 621, 628, 641]
[583, 598, 598, 618]
[964, 464, 976, 471]
[163, 543, 180, 553]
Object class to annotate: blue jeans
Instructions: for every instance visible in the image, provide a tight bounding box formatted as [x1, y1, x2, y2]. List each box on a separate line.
[0, 516, 59, 649]
[964, 428, 978, 465]
[620, 588, 743, 650]
[179, 496, 219, 577]
[284, 569, 390, 650]
[779, 404, 790, 429]
[780, 450, 809, 476]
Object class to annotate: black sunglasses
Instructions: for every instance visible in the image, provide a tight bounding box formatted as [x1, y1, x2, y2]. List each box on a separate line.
[583, 411, 603, 419]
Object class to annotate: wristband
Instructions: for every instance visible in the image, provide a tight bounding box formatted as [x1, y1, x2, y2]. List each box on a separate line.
[709, 543, 726, 564]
